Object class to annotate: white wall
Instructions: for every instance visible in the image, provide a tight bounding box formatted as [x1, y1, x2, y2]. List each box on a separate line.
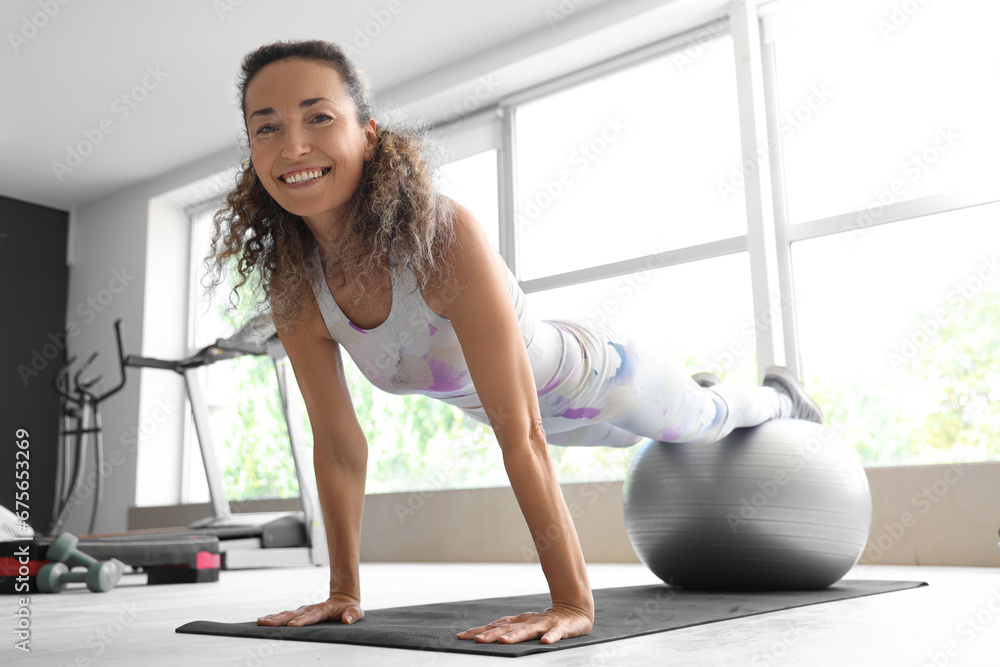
[64, 147, 240, 534]
[132, 197, 192, 508]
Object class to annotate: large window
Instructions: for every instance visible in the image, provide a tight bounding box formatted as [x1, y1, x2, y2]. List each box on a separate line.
[506, 34, 757, 482]
[516, 34, 746, 280]
[185, 0, 1000, 500]
[186, 208, 299, 503]
[764, 0, 999, 225]
[763, 0, 1000, 466]
[792, 204, 1000, 465]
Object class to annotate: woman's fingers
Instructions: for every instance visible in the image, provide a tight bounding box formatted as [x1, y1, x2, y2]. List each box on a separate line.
[456, 614, 523, 639]
[257, 608, 307, 626]
[457, 608, 592, 645]
[540, 626, 564, 644]
[286, 609, 324, 627]
[340, 603, 365, 624]
[257, 599, 365, 628]
[493, 622, 549, 644]
[475, 618, 548, 643]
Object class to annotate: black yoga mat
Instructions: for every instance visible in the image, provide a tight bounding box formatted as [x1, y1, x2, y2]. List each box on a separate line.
[176, 579, 927, 657]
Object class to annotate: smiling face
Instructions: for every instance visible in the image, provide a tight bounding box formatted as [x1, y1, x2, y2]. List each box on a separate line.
[244, 57, 376, 239]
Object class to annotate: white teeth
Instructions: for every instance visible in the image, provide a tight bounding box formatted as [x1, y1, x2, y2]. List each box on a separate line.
[283, 169, 324, 184]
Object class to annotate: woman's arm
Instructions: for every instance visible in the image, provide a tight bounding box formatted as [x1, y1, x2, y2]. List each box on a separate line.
[257, 303, 369, 627]
[439, 201, 595, 644]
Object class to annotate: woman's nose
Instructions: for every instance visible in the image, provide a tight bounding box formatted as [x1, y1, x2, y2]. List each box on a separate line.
[280, 124, 310, 159]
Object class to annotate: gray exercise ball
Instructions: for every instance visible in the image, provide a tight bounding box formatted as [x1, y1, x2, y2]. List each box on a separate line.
[623, 419, 872, 590]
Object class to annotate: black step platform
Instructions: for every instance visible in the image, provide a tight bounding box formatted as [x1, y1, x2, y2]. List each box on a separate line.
[0, 533, 221, 593]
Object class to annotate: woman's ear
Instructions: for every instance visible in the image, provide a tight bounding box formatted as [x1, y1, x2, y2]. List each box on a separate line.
[363, 118, 377, 161]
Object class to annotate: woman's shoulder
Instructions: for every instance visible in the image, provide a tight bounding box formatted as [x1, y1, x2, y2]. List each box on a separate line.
[419, 198, 511, 319]
[277, 294, 333, 342]
[437, 197, 506, 268]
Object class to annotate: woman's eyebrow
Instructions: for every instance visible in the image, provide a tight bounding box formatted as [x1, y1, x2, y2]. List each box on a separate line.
[248, 97, 336, 120]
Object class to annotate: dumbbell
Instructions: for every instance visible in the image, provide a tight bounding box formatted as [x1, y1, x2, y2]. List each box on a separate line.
[38, 532, 125, 593]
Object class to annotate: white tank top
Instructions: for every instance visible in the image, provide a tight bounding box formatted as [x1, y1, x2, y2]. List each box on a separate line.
[310, 247, 564, 422]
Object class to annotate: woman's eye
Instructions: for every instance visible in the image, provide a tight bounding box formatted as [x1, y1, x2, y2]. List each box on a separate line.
[252, 116, 329, 136]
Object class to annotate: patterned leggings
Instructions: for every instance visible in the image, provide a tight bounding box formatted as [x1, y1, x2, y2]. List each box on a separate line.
[531, 319, 793, 447]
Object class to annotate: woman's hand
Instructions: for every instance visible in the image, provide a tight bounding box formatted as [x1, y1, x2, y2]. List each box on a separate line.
[456, 600, 593, 644]
[257, 593, 364, 627]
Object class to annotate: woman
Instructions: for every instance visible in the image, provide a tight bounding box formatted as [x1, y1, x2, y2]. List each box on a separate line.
[208, 39, 822, 645]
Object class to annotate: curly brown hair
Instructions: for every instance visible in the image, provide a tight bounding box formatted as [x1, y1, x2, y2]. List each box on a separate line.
[203, 39, 457, 337]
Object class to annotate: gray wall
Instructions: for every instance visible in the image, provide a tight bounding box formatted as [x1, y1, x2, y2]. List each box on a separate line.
[0, 196, 68, 536]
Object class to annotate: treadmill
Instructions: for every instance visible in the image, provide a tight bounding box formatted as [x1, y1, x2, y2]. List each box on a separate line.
[120, 312, 329, 570]
[46, 314, 327, 572]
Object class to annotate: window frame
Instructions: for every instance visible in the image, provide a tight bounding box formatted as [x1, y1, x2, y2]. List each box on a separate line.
[754, 0, 1000, 378]
[180, 202, 222, 504]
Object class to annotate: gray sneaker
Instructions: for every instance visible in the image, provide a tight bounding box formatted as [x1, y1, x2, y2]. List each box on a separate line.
[691, 371, 721, 388]
[762, 365, 824, 424]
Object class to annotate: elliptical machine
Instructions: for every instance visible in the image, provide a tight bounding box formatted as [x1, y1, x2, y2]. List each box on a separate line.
[49, 320, 128, 537]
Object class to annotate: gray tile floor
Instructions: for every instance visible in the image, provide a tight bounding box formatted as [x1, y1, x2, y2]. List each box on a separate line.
[4, 562, 999, 666]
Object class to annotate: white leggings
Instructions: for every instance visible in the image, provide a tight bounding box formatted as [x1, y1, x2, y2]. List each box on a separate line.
[532, 319, 793, 447]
